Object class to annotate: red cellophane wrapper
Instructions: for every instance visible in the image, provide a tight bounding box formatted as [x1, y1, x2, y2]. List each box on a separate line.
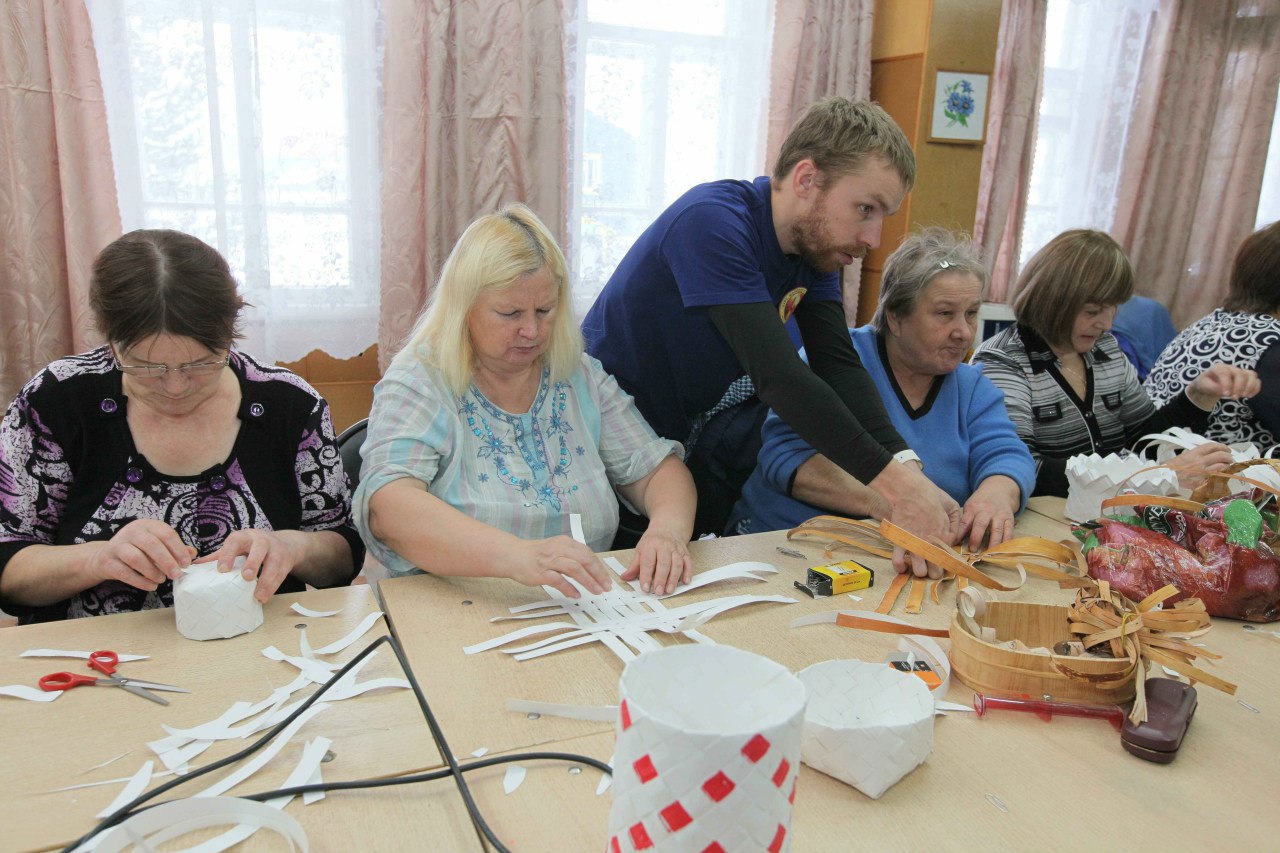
[1082, 498, 1280, 623]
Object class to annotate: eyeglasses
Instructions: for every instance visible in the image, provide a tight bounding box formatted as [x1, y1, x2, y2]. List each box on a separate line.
[113, 351, 231, 379]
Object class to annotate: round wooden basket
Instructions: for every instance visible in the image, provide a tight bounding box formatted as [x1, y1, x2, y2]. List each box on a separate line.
[948, 601, 1136, 704]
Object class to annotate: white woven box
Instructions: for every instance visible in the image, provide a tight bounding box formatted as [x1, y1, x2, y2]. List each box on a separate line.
[174, 559, 263, 641]
[797, 659, 934, 799]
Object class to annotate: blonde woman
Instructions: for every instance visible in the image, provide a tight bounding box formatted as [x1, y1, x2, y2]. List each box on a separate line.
[355, 205, 696, 597]
[972, 229, 1258, 497]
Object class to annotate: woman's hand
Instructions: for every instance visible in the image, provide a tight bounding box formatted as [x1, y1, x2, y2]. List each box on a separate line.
[505, 535, 612, 599]
[623, 525, 693, 594]
[85, 519, 195, 591]
[959, 475, 1022, 552]
[1166, 442, 1235, 491]
[1186, 364, 1261, 410]
[206, 529, 308, 603]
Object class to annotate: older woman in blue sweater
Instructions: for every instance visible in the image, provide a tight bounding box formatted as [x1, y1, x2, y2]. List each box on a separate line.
[729, 228, 1034, 569]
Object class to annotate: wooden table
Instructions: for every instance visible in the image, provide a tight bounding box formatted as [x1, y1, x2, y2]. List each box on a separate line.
[0, 585, 483, 853]
[381, 513, 1280, 853]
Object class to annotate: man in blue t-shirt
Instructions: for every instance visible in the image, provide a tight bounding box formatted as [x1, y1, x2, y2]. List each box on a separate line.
[583, 97, 958, 577]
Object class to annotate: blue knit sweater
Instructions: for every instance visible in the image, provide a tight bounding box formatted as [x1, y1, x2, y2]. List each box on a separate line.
[730, 325, 1035, 533]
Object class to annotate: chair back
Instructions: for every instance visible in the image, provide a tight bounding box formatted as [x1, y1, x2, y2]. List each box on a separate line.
[336, 417, 369, 491]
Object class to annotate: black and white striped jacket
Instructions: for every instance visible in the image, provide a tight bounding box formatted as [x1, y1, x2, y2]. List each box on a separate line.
[971, 323, 1207, 497]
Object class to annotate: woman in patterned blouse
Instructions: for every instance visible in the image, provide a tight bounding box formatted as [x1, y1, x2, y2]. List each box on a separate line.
[1146, 221, 1280, 449]
[972, 229, 1259, 498]
[356, 205, 696, 598]
[0, 231, 363, 623]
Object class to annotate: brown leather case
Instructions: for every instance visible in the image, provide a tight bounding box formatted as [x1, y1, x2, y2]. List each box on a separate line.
[1120, 678, 1198, 763]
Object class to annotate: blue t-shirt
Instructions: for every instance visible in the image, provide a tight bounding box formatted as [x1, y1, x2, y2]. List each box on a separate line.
[582, 177, 841, 443]
[730, 325, 1036, 533]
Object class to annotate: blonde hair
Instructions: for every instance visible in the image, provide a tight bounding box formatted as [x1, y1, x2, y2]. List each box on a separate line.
[1011, 229, 1134, 348]
[399, 204, 582, 394]
[772, 97, 916, 191]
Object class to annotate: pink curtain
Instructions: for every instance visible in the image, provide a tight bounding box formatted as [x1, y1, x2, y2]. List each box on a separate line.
[1113, 0, 1280, 328]
[0, 0, 121, 404]
[378, 0, 570, 366]
[973, 0, 1047, 303]
[766, 0, 874, 322]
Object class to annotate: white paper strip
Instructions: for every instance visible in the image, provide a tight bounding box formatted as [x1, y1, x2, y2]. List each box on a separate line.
[45, 770, 178, 794]
[506, 698, 619, 722]
[596, 754, 614, 795]
[0, 684, 59, 702]
[569, 513, 587, 545]
[471, 747, 489, 758]
[261, 646, 341, 683]
[310, 611, 384, 655]
[196, 703, 329, 798]
[22, 649, 149, 662]
[503, 765, 526, 794]
[84, 752, 130, 773]
[291, 603, 342, 618]
[96, 760, 154, 818]
[86, 796, 308, 853]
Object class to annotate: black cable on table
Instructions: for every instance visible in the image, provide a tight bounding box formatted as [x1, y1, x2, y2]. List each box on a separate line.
[60, 633, 612, 853]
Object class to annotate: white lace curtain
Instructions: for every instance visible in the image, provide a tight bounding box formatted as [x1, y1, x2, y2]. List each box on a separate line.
[87, 0, 382, 364]
[1018, 0, 1158, 268]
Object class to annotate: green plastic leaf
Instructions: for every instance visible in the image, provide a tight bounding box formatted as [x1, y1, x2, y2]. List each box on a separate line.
[1224, 499, 1263, 548]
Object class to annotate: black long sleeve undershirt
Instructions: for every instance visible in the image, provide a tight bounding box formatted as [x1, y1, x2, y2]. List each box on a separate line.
[1035, 391, 1210, 498]
[707, 300, 907, 484]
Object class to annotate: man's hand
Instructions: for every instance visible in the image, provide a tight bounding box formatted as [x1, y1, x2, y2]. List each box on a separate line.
[869, 461, 957, 578]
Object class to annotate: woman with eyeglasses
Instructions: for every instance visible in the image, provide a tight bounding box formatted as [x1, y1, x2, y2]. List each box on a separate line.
[0, 230, 363, 623]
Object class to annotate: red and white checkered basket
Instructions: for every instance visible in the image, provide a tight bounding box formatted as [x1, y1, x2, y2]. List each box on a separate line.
[607, 645, 805, 853]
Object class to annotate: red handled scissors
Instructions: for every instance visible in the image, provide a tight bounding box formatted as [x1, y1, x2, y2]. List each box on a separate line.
[38, 650, 190, 706]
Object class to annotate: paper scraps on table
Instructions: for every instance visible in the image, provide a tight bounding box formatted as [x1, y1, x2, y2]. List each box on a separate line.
[22, 649, 149, 662]
[503, 765, 526, 794]
[1, 684, 60, 702]
[468, 516, 795, 664]
[291, 603, 342, 618]
[174, 559, 263, 640]
[96, 761, 154, 818]
[467, 561, 793, 663]
[506, 698, 618, 722]
[80, 795, 309, 853]
[471, 747, 489, 758]
[84, 752, 131, 773]
[596, 754, 614, 795]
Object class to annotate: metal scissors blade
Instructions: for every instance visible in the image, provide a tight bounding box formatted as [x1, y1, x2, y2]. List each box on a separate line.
[116, 677, 190, 694]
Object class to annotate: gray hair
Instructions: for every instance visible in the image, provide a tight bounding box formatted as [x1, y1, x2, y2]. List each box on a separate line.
[871, 228, 987, 331]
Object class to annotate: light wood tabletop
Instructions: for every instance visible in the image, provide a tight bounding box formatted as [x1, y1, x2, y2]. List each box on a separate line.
[381, 512, 1280, 853]
[0, 584, 482, 853]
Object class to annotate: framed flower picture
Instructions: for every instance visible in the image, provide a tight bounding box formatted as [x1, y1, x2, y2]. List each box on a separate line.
[928, 69, 990, 144]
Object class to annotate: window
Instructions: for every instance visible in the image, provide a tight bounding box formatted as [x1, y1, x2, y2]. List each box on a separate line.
[88, 0, 380, 363]
[1018, 0, 1158, 268]
[1257, 79, 1280, 230]
[570, 0, 771, 316]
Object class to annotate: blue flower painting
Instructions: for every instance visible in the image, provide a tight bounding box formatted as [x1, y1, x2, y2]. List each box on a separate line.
[943, 79, 977, 127]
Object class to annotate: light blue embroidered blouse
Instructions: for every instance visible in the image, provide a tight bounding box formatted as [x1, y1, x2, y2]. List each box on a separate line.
[354, 351, 682, 574]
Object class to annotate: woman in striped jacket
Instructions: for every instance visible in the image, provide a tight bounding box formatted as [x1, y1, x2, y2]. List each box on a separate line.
[971, 230, 1257, 497]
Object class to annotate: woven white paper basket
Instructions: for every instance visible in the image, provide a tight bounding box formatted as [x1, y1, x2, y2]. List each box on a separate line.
[797, 659, 934, 799]
[608, 645, 805, 853]
[174, 559, 263, 641]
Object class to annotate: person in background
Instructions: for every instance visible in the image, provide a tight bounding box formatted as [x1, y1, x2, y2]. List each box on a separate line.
[1110, 295, 1177, 382]
[730, 229, 1034, 565]
[356, 205, 696, 598]
[583, 97, 958, 577]
[1146, 221, 1280, 449]
[0, 230, 363, 623]
[971, 229, 1258, 498]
